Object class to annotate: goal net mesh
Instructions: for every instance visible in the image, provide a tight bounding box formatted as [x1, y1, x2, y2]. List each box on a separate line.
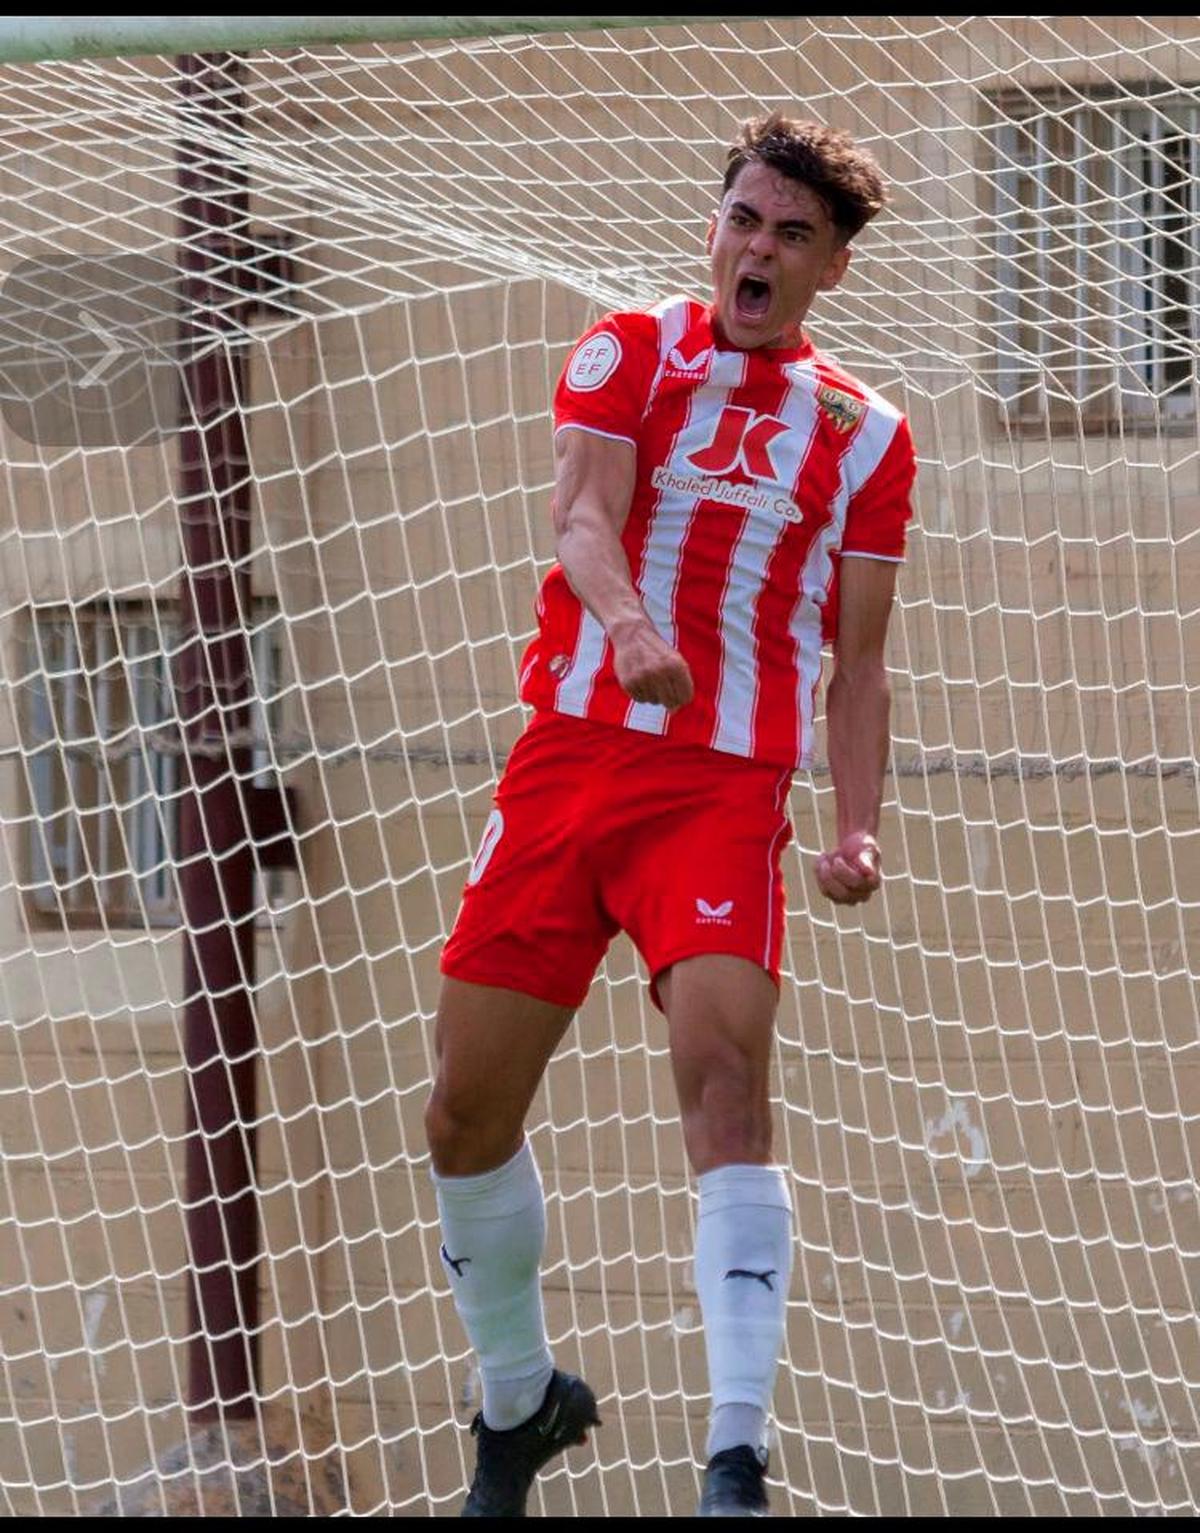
[0, 15, 1197, 1517]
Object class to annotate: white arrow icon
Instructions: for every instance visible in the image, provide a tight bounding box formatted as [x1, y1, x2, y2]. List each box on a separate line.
[75, 307, 124, 386]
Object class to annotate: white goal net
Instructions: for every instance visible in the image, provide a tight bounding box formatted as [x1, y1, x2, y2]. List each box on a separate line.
[0, 14, 1197, 1518]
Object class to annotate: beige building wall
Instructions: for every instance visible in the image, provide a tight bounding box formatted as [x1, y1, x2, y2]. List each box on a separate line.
[0, 16, 1197, 1517]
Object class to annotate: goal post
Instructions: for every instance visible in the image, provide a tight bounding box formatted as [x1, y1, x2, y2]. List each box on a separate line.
[0, 13, 1197, 1519]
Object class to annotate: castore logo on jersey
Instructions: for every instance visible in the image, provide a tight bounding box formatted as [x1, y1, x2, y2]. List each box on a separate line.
[663, 337, 713, 384]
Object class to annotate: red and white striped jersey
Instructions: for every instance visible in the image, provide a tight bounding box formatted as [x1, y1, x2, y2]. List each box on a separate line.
[518, 295, 916, 768]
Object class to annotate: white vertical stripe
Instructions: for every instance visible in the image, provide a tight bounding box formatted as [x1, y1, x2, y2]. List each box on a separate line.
[846, 387, 903, 487]
[625, 295, 693, 734]
[712, 365, 819, 756]
[625, 342, 749, 736]
[555, 607, 609, 716]
[644, 293, 697, 405]
[652, 293, 695, 336]
[555, 296, 691, 718]
[790, 390, 902, 767]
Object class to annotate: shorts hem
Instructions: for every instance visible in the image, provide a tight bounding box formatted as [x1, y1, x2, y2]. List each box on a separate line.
[440, 956, 590, 1012]
[646, 943, 780, 1013]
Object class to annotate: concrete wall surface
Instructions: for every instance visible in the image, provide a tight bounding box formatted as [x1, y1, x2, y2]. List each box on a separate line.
[0, 16, 1196, 1518]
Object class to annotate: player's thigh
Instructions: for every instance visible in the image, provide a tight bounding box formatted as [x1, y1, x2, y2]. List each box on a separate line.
[658, 954, 779, 1171]
[426, 976, 574, 1174]
[658, 953, 778, 1093]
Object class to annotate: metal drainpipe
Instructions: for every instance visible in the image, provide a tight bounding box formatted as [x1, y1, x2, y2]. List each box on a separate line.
[175, 49, 258, 1423]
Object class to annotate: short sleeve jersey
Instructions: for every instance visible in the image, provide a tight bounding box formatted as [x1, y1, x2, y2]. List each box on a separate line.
[518, 295, 917, 768]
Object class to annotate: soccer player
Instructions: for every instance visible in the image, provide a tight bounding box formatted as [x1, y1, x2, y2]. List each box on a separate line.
[425, 112, 916, 1518]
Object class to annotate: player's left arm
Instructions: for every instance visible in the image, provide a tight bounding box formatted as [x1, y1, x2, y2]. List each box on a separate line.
[815, 556, 899, 906]
[816, 403, 916, 907]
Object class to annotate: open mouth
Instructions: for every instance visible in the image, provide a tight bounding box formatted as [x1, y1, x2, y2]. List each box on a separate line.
[735, 274, 772, 319]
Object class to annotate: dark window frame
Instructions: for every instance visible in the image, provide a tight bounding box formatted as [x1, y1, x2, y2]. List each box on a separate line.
[984, 85, 1200, 433]
[20, 597, 286, 931]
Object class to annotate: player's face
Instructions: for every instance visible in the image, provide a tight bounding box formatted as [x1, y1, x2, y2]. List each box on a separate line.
[707, 161, 851, 350]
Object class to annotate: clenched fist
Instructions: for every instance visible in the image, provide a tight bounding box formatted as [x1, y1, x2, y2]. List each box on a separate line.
[814, 830, 881, 906]
[611, 617, 694, 711]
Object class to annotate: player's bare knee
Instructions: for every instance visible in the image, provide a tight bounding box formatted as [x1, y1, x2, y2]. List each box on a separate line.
[706, 1081, 771, 1148]
[424, 1086, 519, 1175]
[679, 1050, 772, 1168]
[673, 1018, 770, 1103]
[422, 1089, 461, 1172]
[684, 1104, 772, 1172]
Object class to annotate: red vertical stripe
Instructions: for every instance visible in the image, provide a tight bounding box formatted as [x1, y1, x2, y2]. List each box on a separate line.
[665, 352, 791, 748]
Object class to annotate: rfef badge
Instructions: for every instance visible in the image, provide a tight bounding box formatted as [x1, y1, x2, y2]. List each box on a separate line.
[566, 332, 622, 391]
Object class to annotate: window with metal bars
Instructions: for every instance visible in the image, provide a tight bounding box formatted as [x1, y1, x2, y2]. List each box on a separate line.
[21, 600, 285, 926]
[987, 92, 1198, 427]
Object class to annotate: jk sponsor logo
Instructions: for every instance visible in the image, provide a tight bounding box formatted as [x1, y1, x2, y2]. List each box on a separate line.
[688, 404, 788, 479]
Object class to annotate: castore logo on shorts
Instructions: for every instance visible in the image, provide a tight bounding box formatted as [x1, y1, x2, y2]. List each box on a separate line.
[695, 897, 734, 925]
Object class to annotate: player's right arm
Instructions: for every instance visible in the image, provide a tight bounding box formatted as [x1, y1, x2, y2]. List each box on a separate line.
[553, 429, 692, 710]
[551, 315, 694, 712]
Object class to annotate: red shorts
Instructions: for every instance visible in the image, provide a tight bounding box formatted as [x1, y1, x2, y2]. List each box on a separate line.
[440, 711, 793, 1011]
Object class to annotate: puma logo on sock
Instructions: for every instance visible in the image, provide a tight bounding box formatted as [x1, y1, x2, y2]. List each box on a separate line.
[723, 1267, 777, 1291]
[441, 1243, 471, 1277]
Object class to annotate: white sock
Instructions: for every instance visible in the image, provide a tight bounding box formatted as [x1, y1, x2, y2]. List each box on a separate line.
[432, 1139, 554, 1430]
[694, 1163, 793, 1461]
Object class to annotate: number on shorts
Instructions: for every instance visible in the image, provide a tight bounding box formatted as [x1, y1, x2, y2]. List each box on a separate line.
[466, 808, 505, 886]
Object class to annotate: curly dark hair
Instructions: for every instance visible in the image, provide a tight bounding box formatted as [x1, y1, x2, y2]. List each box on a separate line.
[723, 112, 887, 242]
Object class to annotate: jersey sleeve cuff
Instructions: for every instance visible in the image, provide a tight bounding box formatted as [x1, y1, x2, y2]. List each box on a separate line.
[554, 422, 639, 447]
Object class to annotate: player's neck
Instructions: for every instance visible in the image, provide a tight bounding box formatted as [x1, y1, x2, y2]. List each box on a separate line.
[707, 305, 811, 359]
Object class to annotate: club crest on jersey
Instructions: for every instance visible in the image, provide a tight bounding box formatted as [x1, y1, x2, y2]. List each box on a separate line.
[817, 384, 865, 434]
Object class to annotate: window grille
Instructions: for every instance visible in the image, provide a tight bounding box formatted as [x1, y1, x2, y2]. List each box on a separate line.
[22, 601, 284, 925]
[988, 93, 1199, 425]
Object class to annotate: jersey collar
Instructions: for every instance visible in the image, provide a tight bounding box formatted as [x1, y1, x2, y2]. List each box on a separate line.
[705, 303, 814, 364]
